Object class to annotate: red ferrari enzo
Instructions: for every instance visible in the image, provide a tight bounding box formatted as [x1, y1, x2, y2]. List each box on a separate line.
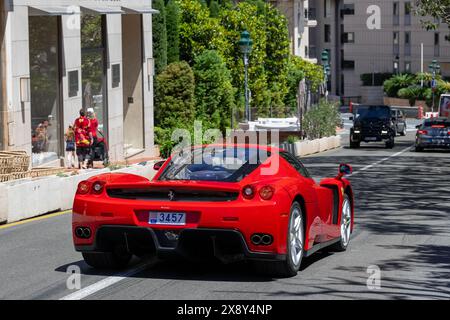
[72, 144, 354, 277]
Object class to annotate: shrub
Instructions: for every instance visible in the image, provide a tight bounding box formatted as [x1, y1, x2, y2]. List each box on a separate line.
[360, 73, 393, 86]
[155, 61, 195, 134]
[303, 99, 341, 139]
[383, 74, 415, 97]
[193, 50, 235, 132]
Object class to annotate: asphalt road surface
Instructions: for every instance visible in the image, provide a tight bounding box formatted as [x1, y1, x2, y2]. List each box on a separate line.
[1, 131, 449, 300]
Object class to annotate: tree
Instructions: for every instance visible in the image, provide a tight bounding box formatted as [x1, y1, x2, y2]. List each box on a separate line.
[193, 50, 235, 131]
[166, 0, 181, 64]
[209, 0, 220, 17]
[264, 4, 290, 115]
[152, 0, 168, 75]
[415, 1, 450, 29]
[177, 0, 230, 65]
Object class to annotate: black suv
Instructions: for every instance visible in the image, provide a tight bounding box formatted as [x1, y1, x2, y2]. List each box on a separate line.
[350, 105, 396, 149]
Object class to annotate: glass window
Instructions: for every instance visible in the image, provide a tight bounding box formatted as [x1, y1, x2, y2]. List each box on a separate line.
[280, 152, 311, 178]
[342, 4, 355, 15]
[325, 24, 331, 43]
[81, 15, 106, 134]
[159, 147, 269, 182]
[29, 16, 61, 166]
[405, 61, 411, 73]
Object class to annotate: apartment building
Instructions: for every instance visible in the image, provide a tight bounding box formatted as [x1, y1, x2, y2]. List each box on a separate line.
[309, 0, 450, 100]
[269, 0, 317, 61]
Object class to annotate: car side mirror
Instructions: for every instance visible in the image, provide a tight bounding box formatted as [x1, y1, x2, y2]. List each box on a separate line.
[337, 163, 352, 180]
[153, 160, 165, 171]
[415, 124, 421, 129]
[349, 116, 354, 121]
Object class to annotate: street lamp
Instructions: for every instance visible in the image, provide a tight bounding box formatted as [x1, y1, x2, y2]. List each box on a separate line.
[239, 30, 253, 122]
[429, 59, 441, 113]
[321, 50, 331, 100]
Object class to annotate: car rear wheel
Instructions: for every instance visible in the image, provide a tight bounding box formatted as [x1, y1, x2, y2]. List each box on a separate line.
[400, 126, 407, 136]
[330, 195, 352, 252]
[415, 145, 424, 152]
[385, 137, 395, 149]
[252, 202, 304, 278]
[82, 248, 132, 269]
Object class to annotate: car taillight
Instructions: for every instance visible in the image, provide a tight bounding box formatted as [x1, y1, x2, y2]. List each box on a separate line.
[418, 130, 428, 135]
[242, 185, 255, 200]
[77, 181, 91, 195]
[259, 185, 274, 200]
[91, 181, 106, 195]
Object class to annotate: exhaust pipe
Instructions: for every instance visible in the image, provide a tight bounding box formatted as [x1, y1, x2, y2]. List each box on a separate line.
[251, 233, 273, 246]
[251, 234, 262, 245]
[75, 227, 91, 239]
[261, 234, 273, 245]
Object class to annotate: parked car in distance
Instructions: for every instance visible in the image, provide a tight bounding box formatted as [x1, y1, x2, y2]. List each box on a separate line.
[391, 108, 407, 136]
[415, 118, 450, 152]
[349, 105, 396, 149]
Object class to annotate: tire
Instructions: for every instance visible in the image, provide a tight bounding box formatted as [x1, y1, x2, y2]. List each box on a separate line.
[82, 249, 132, 269]
[329, 195, 352, 252]
[252, 202, 304, 278]
[385, 137, 395, 149]
[400, 126, 407, 136]
[349, 136, 360, 149]
[415, 145, 424, 152]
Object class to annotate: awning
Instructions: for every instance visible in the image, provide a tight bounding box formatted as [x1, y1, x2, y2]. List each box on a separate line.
[29, 6, 76, 16]
[121, 6, 159, 14]
[80, 6, 124, 15]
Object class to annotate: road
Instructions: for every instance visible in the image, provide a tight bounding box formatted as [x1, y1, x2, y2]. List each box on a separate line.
[1, 131, 449, 300]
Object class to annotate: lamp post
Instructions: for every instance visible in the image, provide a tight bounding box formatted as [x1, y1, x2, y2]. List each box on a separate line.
[239, 30, 253, 123]
[429, 59, 440, 113]
[321, 50, 330, 100]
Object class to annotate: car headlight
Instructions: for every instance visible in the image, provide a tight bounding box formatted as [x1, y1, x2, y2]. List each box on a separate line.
[382, 130, 388, 134]
[354, 130, 361, 134]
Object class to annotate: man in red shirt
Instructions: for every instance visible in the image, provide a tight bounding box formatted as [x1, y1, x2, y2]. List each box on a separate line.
[74, 109, 91, 169]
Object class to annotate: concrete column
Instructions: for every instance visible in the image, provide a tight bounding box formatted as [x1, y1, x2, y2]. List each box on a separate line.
[61, 12, 82, 136]
[106, 14, 124, 162]
[4, 4, 31, 154]
[142, 13, 156, 157]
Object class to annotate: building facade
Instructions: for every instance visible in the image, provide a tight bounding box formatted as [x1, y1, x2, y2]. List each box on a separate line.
[269, 0, 317, 61]
[309, 0, 450, 100]
[0, 0, 158, 167]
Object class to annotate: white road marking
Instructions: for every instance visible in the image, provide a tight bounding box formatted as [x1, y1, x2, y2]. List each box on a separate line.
[349, 145, 413, 177]
[60, 260, 155, 300]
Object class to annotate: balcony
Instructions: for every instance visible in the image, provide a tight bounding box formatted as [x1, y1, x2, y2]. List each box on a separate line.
[304, 8, 317, 27]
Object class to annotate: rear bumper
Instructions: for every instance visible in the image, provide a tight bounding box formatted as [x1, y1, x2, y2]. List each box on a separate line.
[351, 132, 391, 142]
[75, 225, 286, 262]
[417, 138, 450, 149]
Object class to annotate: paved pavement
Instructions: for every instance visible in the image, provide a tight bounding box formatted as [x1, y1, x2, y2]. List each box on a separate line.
[1, 131, 449, 300]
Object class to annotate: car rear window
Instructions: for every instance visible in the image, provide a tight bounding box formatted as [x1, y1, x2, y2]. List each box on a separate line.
[424, 119, 450, 128]
[158, 147, 271, 182]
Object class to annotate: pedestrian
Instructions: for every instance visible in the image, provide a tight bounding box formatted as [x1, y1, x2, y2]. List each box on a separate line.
[65, 125, 76, 169]
[86, 108, 99, 168]
[74, 109, 92, 169]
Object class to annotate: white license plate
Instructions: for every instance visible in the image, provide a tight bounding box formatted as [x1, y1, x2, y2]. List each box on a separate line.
[365, 137, 377, 141]
[148, 212, 186, 225]
[432, 139, 445, 144]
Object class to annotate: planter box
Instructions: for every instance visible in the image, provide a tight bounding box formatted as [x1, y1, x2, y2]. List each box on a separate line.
[291, 136, 341, 157]
[384, 97, 428, 108]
